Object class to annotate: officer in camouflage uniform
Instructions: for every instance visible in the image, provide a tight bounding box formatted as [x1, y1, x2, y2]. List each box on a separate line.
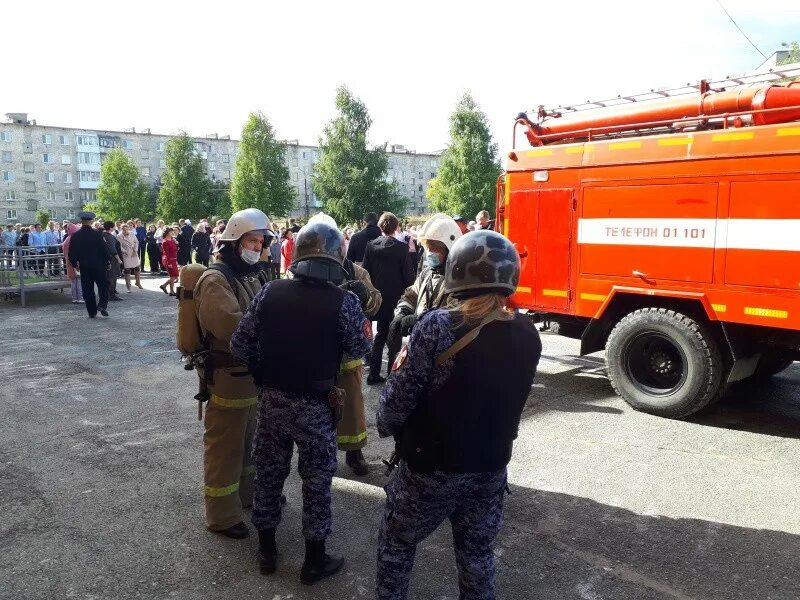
[387, 213, 462, 367]
[376, 230, 542, 600]
[230, 220, 372, 585]
[306, 213, 383, 476]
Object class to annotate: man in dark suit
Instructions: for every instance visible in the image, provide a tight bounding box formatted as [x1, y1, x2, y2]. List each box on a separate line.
[178, 219, 194, 266]
[345, 212, 381, 265]
[362, 212, 415, 384]
[68, 212, 111, 318]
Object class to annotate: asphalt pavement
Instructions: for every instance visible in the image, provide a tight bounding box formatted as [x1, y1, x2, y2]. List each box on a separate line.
[1, 279, 799, 600]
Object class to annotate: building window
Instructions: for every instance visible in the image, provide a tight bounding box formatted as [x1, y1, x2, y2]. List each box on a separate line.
[64, 191, 74, 201]
[411, 178, 415, 184]
[159, 159, 166, 169]
[430, 160, 436, 167]
[79, 171, 100, 183]
[418, 171, 423, 178]
[418, 184, 423, 191]
[302, 151, 307, 160]
[1, 151, 11, 163]
[76, 135, 98, 146]
[411, 190, 416, 197]
[5, 190, 16, 200]
[65, 209, 77, 219]
[43, 153, 53, 164]
[2, 171, 14, 182]
[221, 154, 230, 163]
[208, 161, 216, 171]
[430, 171, 435, 178]
[0, 131, 11, 142]
[141, 167, 150, 177]
[45, 172, 55, 183]
[46, 191, 56, 201]
[6, 209, 17, 219]
[80, 190, 97, 203]
[60, 135, 69, 146]
[62, 154, 72, 165]
[158, 142, 165, 152]
[122, 140, 134, 150]
[78, 153, 100, 165]
[141, 150, 150, 160]
[42, 134, 52, 145]
[64, 173, 72, 184]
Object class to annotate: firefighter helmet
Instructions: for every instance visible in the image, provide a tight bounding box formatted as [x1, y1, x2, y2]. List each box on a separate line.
[290, 221, 346, 283]
[418, 212, 462, 251]
[444, 230, 520, 296]
[218, 208, 271, 242]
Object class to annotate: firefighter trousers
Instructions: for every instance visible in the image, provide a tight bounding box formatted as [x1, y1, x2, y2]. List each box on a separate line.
[336, 363, 367, 451]
[203, 396, 257, 531]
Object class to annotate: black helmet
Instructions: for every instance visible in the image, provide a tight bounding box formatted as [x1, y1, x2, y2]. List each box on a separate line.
[289, 221, 346, 283]
[444, 230, 520, 297]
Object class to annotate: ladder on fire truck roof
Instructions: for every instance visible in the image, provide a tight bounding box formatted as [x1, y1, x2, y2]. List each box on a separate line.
[538, 62, 800, 116]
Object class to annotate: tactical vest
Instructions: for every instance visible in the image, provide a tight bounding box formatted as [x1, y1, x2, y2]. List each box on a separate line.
[256, 278, 346, 395]
[398, 313, 542, 473]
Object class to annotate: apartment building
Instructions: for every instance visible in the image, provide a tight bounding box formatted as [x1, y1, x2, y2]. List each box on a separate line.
[1, 113, 439, 223]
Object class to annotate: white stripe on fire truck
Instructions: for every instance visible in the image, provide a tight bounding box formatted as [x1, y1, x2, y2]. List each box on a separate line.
[577, 219, 800, 251]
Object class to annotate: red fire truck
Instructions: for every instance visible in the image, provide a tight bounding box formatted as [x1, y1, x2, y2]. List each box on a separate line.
[499, 66, 800, 418]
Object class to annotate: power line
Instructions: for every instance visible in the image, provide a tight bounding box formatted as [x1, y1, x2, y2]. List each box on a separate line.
[714, 0, 768, 59]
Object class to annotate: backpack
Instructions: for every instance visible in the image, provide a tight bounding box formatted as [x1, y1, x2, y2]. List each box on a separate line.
[176, 262, 241, 357]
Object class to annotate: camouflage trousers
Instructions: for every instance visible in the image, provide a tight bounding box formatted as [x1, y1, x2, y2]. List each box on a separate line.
[377, 461, 507, 600]
[250, 389, 338, 541]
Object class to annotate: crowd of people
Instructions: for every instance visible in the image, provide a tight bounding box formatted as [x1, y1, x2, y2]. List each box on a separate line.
[11, 203, 526, 599]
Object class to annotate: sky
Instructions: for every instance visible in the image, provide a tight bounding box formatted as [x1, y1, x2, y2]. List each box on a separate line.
[4, 0, 799, 153]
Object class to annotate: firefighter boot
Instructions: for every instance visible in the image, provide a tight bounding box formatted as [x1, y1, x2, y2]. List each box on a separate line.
[219, 522, 249, 539]
[258, 528, 277, 575]
[345, 450, 369, 476]
[300, 539, 344, 585]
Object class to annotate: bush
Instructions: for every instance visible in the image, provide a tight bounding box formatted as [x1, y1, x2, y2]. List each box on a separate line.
[35, 210, 52, 228]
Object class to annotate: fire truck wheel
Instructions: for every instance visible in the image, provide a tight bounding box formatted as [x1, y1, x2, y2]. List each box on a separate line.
[606, 308, 725, 418]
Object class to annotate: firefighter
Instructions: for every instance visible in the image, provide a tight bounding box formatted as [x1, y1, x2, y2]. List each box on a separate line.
[193, 208, 273, 539]
[386, 213, 462, 368]
[306, 213, 383, 476]
[375, 230, 542, 600]
[230, 220, 372, 584]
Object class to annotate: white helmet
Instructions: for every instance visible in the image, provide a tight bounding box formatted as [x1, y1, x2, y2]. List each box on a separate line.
[218, 208, 271, 242]
[418, 212, 462, 251]
[307, 212, 338, 229]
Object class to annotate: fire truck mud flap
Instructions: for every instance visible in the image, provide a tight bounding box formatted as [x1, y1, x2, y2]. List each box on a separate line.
[605, 308, 727, 418]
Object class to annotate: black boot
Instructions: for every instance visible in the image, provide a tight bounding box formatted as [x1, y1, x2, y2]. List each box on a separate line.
[300, 538, 344, 585]
[345, 449, 369, 476]
[258, 528, 277, 575]
[217, 521, 249, 539]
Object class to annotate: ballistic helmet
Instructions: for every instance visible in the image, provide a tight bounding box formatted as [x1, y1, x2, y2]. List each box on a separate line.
[218, 208, 271, 242]
[418, 213, 462, 251]
[289, 221, 346, 283]
[444, 230, 520, 297]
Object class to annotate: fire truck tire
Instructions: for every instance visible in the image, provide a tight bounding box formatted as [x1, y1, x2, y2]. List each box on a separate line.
[606, 308, 725, 418]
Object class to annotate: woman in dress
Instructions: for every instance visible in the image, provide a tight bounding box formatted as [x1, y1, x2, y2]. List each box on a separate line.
[159, 227, 179, 296]
[118, 223, 143, 292]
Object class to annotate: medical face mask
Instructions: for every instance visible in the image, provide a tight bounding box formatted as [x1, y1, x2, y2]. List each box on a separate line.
[425, 251, 443, 269]
[240, 248, 261, 265]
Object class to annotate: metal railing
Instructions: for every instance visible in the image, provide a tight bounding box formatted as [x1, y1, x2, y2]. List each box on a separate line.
[0, 245, 71, 307]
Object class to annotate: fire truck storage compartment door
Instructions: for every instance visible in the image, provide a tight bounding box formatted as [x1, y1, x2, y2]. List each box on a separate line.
[506, 188, 539, 300]
[579, 183, 718, 283]
[724, 180, 800, 290]
[534, 188, 574, 310]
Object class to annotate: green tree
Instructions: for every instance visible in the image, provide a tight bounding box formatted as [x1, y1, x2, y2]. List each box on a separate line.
[427, 93, 501, 219]
[207, 179, 232, 220]
[157, 133, 209, 222]
[313, 86, 406, 224]
[90, 148, 149, 220]
[35, 210, 52, 228]
[231, 112, 295, 218]
[779, 41, 800, 65]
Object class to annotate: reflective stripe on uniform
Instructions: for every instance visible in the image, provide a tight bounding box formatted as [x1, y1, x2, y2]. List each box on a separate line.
[340, 358, 363, 373]
[209, 394, 257, 408]
[241, 465, 256, 477]
[205, 481, 240, 497]
[337, 431, 367, 445]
